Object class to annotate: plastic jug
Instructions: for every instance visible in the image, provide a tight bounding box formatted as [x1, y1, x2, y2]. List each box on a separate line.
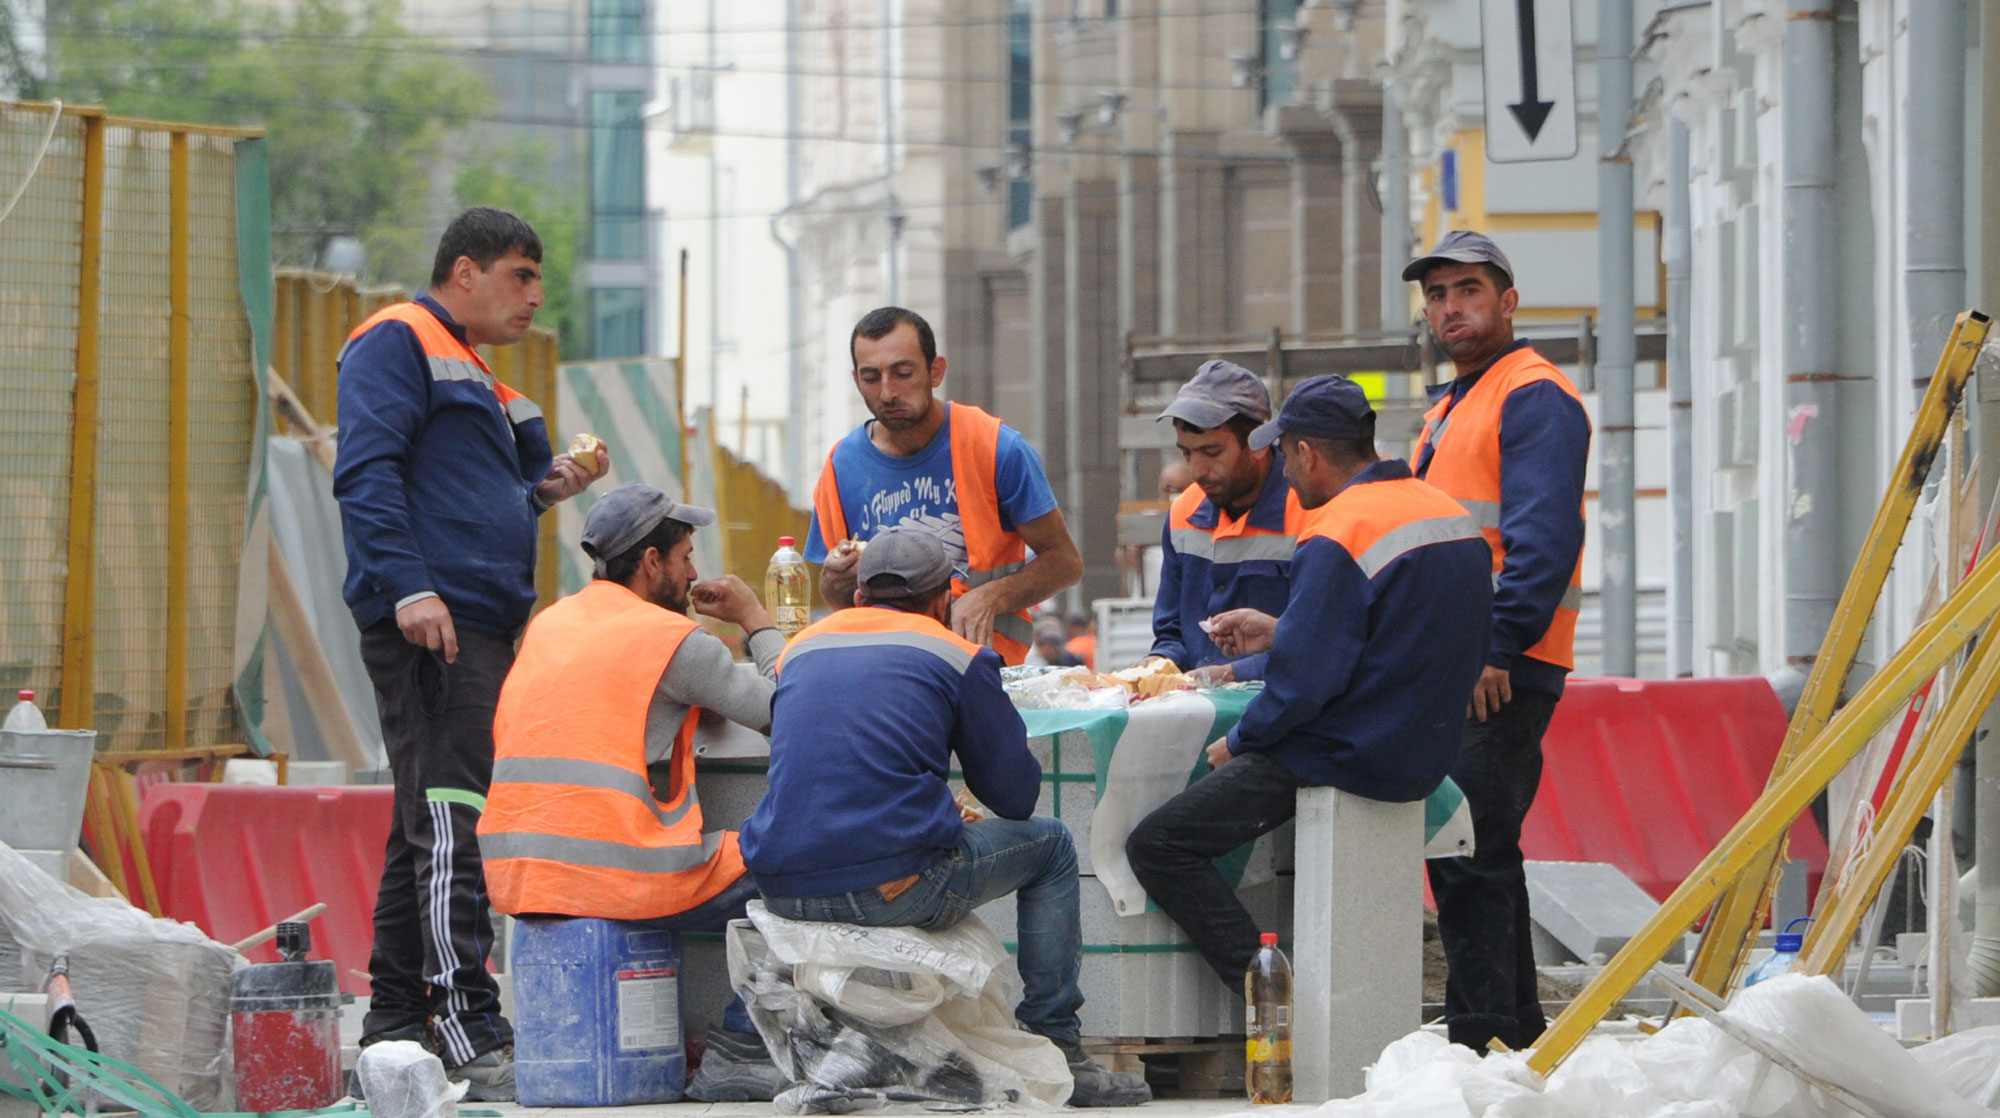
[1743, 916, 1813, 986]
[5, 690, 46, 731]
[765, 536, 810, 640]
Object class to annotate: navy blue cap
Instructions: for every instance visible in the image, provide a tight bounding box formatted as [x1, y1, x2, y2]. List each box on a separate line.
[1402, 229, 1515, 285]
[1248, 375, 1375, 451]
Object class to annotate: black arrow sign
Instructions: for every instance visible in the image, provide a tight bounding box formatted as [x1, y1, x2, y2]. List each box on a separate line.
[1508, 0, 1555, 141]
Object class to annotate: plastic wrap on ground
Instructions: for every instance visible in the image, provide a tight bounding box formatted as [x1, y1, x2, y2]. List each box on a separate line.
[353, 1040, 466, 1118]
[0, 840, 239, 1111]
[725, 901, 1071, 1113]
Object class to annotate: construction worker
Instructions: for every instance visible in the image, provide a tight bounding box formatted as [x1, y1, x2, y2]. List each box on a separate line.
[739, 528, 1151, 1108]
[1405, 230, 1591, 1053]
[479, 483, 784, 1102]
[1125, 375, 1493, 989]
[806, 306, 1082, 665]
[1143, 360, 1305, 682]
[333, 206, 608, 1098]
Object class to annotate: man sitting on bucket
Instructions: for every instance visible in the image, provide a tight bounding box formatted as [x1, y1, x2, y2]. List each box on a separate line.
[477, 483, 785, 1101]
[739, 528, 1152, 1108]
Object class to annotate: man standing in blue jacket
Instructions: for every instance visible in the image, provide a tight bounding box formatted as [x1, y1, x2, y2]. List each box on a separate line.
[333, 207, 609, 1098]
[1125, 376, 1493, 989]
[1144, 360, 1304, 683]
[741, 529, 1149, 1108]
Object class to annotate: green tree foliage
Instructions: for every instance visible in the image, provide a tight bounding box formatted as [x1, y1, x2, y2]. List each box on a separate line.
[455, 141, 584, 356]
[47, 0, 493, 282]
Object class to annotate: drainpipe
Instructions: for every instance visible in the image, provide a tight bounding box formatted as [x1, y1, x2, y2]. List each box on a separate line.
[1597, 0, 1637, 677]
[1666, 117, 1693, 678]
[1780, 0, 1839, 676]
[774, 0, 806, 496]
[881, 0, 901, 304]
[1379, 87, 1409, 336]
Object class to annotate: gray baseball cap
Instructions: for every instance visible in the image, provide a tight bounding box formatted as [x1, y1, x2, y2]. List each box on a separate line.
[1248, 375, 1376, 451]
[1401, 229, 1515, 285]
[858, 527, 954, 599]
[1157, 359, 1273, 429]
[580, 483, 716, 576]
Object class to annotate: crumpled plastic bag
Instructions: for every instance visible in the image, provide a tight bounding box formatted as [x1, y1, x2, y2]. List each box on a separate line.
[1913, 1025, 2000, 1108]
[726, 901, 1071, 1113]
[355, 1040, 467, 1118]
[0, 839, 239, 1111]
[1002, 667, 1130, 711]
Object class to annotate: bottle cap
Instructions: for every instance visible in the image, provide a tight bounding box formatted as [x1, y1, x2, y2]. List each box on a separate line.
[1773, 915, 1812, 953]
[16, 691, 30, 702]
[779, 536, 796, 547]
[1260, 932, 1279, 946]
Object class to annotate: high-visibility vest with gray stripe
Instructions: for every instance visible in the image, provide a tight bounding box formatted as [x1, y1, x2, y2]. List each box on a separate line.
[341, 301, 546, 435]
[1414, 346, 1587, 671]
[481, 580, 746, 920]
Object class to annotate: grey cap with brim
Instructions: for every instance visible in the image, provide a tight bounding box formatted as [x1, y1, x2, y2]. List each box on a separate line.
[1401, 228, 1515, 284]
[580, 482, 716, 576]
[1157, 359, 1273, 429]
[858, 526, 954, 599]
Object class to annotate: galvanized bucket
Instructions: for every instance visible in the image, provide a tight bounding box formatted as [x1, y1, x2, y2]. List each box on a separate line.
[0, 729, 97, 851]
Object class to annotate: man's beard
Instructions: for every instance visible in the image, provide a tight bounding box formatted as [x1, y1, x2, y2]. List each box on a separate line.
[872, 397, 931, 431]
[651, 577, 691, 614]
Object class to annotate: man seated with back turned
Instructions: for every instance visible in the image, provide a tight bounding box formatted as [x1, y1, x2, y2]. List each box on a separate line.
[739, 528, 1151, 1108]
[477, 483, 785, 1102]
[1125, 376, 1494, 989]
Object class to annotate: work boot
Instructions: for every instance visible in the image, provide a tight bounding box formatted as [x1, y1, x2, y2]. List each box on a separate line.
[1056, 1041, 1151, 1107]
[446, 1045, 516, 1102]
[685, 1026, 787, 1102]
[347, 1022, 439, 1099]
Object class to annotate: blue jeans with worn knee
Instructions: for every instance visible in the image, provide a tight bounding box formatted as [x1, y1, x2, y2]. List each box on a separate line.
[760, 816, 1085, 1046]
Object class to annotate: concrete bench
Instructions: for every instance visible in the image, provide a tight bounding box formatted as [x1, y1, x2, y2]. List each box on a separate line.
[1291, 785, 1424, 1102]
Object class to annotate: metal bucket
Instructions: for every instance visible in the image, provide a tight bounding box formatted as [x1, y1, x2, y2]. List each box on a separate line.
[0, 729, 96, 851]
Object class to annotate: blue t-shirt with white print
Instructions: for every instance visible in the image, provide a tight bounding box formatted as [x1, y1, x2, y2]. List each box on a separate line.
[804, 403, 1058, 582]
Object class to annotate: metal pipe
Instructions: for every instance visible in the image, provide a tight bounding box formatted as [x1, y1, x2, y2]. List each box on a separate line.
[1597, 0, 1637, 676]
[1975, 0, 2000, 1008]
[1905, 0, 1967, 386]
[777, 0, 806, 496]
[1780, 0, 1839, 668]
[1379, 88, 1409, 335]
[1666, 118, 1693, 677]
[881, 0, 900, 304]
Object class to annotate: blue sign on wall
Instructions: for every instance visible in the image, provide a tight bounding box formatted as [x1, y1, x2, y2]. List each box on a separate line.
[1441, 149, 1459, 213]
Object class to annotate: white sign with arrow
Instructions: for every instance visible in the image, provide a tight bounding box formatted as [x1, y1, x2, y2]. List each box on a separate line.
[1480, 0, 1578, 163]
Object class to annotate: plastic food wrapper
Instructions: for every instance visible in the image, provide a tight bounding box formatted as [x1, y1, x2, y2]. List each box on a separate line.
[726, 901, 1071, 1113]
[355, 1040, 468, 1118]
[1002, 666, 1131, 711]
[0, 839, 239, 1111]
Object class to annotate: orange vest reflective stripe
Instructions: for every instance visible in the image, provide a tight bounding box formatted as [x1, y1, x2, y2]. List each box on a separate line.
[481, 580, 744, 919]
[344, 302, 543, 426]
[1164, 479, 1305, 565]
[779, 603, 987, 673]
[812, 402, 1034, 665]
[1298, 475, 1485, 574]
[1414, 346, 1585, 670]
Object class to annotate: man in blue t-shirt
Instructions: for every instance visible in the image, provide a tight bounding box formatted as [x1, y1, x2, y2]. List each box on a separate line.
[807, 307, 1081, 664]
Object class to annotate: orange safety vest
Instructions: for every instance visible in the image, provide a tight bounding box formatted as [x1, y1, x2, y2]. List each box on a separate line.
[1414, 345, 1585, 671]
[1164, 478, 1305, 566]
[812, 402, 1035, 665]
[343, 302, 543, 427]
[480, 580, 745, 919]
[1297, 472, 1484, 573]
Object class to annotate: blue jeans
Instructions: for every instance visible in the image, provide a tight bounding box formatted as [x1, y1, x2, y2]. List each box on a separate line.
[760, 816, 1085, 1046]
[622, 872, 760, 1035]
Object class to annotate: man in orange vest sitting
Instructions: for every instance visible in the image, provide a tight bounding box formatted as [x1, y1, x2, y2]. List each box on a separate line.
[480, 483, 787, 1102]
[740, 529, 1151, 1107]
[1125, 376, 1493, 993]
[1405, 230, 1591, 1053]
[807, 307, 1082, 665]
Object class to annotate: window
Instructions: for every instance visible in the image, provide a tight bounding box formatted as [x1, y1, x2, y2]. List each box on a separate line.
[1007, 0, 1032, 229]
[589, 0, 646, 64]
[1258, 0, 1300, 112]
[591, 288, 648, 359]
[590, 90, 646, 259]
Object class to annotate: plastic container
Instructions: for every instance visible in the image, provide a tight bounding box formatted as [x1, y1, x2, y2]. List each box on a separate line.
[1744, 916, 1813, 987]
[766, 537, 811, 640]
[5, 691, 46, 731]
[1245, 931, 1292, 1104]
[512, 917, 685, 1106]
[231, 923, 343, 1110]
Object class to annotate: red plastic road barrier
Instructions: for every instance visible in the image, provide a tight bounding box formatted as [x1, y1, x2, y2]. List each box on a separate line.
[1524, 677, 1830, 906]
[140, 785, 393, 995]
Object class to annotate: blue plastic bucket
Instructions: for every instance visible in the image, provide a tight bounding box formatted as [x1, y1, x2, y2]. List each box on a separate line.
[512, 917, 686, 1106]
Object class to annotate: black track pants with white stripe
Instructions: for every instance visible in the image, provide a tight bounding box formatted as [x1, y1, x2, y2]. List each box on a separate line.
[359, 621, 514, 1066]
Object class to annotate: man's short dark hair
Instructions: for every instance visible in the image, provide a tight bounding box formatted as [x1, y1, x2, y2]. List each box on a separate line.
[1289, 434, 1378, 470]
[859, 579, 953, 615]
[595, 518, 694, 584]
[1171, 415, 1260, 446]
[851, 306, 937, 368]
[431, 207, 543, 288]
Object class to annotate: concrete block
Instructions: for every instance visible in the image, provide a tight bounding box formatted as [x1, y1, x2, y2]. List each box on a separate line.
[1526, 861, 1683, 965]
[1897, 932, 1929, 967]
[1292, 787, 1422, 1104]
[1530, 921, 1581, 966]
[1895, 997, 2000, 1041]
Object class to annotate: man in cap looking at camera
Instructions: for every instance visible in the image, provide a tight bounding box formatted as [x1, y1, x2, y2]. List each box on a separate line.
[740, 528, 1151, 1108]
[1406, 230, 1590, 1053]
[479, 483, 786, 1101]
[1126, 376, 1492, 990]
[1142, 359, 1304, 683]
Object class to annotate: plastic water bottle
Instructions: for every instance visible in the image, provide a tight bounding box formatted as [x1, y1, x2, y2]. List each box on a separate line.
[1744, 916, 1812, 986]
[4, 690, 47, 731]
[765, 537, 810, 641]
[1245, 931, 1292, 1104]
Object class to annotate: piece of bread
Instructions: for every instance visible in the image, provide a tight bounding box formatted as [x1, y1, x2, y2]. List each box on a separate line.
[568, 432, 603, 474]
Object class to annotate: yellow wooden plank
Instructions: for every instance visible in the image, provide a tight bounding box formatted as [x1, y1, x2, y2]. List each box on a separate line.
[59, 115, 104, 731]
[165, 131, 191, 751]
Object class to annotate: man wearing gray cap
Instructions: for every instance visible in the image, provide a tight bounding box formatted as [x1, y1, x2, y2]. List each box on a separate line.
[742, 528, 1151, 1107]
[480, 483, 788, 1101]
[1405, 230, 1590, 1053]
[1127, 376, 1492, 994]
[1143, 359, 1304, 682]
